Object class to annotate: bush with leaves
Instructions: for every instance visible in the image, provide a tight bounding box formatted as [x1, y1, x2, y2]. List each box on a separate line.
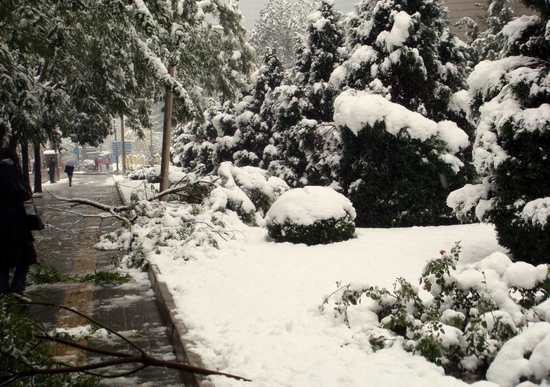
[99, 163, 290, 266]
[265, 186, 355, 245]
[0, 298, 98, 386]
[323, 243, 550, 381]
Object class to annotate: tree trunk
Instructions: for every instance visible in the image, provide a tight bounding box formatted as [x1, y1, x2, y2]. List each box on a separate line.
[34, 143, 42, 193]
[21, 141, 30, 184]
[159, 66, 175, 200]
[121, 115, 126, 175]
[0, 122, 6, 146]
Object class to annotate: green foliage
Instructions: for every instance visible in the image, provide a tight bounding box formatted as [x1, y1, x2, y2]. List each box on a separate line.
[323, 243, 550, 380]
[339, 124, 467, 227]
[456, 22, 550, 264]
[267, 213, 355, 245]
[27, 262, 131, 285]
[0, 298, 98, 386]
[341, 0, 470, 120]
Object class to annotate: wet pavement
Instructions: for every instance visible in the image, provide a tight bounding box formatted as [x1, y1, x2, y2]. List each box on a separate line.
[24, 171, 186, 386]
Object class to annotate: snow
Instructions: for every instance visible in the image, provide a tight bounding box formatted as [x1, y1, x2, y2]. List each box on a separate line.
[502, 15, 542, 45]
[146, 221, 507, 387]
[521, 198, 550, 227]
[376, 11, 412, 52]
[487, 323, 550, 387]
[333, 90, 469, 170]
[446, 178, 493, 221]
[264, 186, 355, 226]
[101, 173, 550, 386]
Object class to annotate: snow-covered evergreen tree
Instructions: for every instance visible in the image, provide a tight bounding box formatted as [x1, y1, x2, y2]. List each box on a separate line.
[331, 0, 470, 122]
[448, 2, 550, 264]
[172, 49, 284, 171]
[457, 0, 516, 61]
[320, 0, 474, 227]
[264, 0, 345, 186]
[249, 0, 319, 69]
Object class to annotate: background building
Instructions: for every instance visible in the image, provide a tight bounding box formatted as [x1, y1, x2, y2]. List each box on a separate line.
[446, 0, 537, 36]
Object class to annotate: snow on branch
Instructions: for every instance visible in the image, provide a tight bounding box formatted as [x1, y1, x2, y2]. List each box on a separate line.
[133, 37, 198, 116]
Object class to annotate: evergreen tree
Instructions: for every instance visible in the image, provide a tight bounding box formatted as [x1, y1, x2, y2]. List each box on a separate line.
[265, 0, 345, 186]
[457, 0, 516, 61]
[172, 49, 283, 171]
[249, 0, 319, 69]
[331, 0, 470, 122]
[320, 0, 474, 227]
[448, 1, 550, 264]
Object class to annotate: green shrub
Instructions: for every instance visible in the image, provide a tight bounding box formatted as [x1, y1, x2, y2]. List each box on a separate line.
[267, 213, 355, 245]
[323, 243, 550, 381]
[265, 186, 356, 245]
[339, 122, 470, 228]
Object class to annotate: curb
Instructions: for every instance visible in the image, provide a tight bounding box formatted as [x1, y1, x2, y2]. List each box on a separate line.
[148, 264, 205, 387]
[115, 181, 205, 386]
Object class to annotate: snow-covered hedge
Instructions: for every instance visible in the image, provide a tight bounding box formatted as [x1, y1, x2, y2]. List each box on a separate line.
[265, 186, 356, 245]
[207, 162, 289, 225]
[335, 90, 471, 227]
[323, 243, 550, 384]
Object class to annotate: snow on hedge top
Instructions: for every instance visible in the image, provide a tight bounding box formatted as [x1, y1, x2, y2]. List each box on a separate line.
[265, 186, 356, 226]
[333, 90, 469, 170]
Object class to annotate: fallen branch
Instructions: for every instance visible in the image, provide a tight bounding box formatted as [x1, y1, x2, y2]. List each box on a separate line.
[1, 299, 251, 385]
[46, 190, 130, 223]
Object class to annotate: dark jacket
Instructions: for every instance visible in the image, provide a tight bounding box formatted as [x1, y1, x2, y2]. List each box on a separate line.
[0, 162, 37, 268]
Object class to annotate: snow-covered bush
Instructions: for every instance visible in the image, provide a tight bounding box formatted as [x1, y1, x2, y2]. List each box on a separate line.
[208, 162, 289, 225]
[324, 243, 550, 382]
[265, 186, 356, 245]
[99, 164, 291, 266]
[447, 10, 550, 265]
[335, 91, 470, 227]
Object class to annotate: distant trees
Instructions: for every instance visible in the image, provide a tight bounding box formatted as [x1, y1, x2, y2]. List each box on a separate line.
[249, 0, 319, 68]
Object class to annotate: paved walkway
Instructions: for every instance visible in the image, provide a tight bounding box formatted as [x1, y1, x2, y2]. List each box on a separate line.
[25, 171, 185, 386]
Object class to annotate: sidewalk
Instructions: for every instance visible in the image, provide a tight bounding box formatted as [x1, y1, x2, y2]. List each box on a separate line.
[25, 172, 187, 386]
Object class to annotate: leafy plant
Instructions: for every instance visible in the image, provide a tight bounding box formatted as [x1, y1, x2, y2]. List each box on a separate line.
[28, 262, 131, 285]
[322, 243, 550, 381]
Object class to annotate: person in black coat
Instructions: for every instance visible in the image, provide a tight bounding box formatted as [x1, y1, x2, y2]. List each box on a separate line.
[48, 157, 56, 183]
[65, 165, 75, 186]
[0, 147, 37, 297]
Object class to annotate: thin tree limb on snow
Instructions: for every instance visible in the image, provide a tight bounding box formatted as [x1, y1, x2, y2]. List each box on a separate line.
[3, 300, 252, 384]
[46, 190, 131, 223]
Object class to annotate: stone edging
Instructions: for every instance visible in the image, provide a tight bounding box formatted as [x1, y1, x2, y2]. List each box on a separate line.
[148, 264, 205, 386]
[115, 181, 205, 386]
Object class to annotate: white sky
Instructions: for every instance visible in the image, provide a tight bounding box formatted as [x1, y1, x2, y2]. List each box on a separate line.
[238, 0, 357, 30]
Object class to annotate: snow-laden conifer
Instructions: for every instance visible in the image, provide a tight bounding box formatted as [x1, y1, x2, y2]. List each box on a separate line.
[448, 1, 550, 264]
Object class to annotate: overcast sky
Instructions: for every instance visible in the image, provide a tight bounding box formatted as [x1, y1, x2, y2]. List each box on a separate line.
[238, 0, 358, 30]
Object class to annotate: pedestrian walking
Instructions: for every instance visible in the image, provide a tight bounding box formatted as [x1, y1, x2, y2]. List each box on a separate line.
[105, 156, 110, 170]
[48, 157, 56, 183]
[0, 147, 37, 301]
[65, 165, 74, 186]
[97, 157, 102, 171]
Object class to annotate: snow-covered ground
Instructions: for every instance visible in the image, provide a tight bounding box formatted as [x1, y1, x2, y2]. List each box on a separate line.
[148, 218, 505, 386]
